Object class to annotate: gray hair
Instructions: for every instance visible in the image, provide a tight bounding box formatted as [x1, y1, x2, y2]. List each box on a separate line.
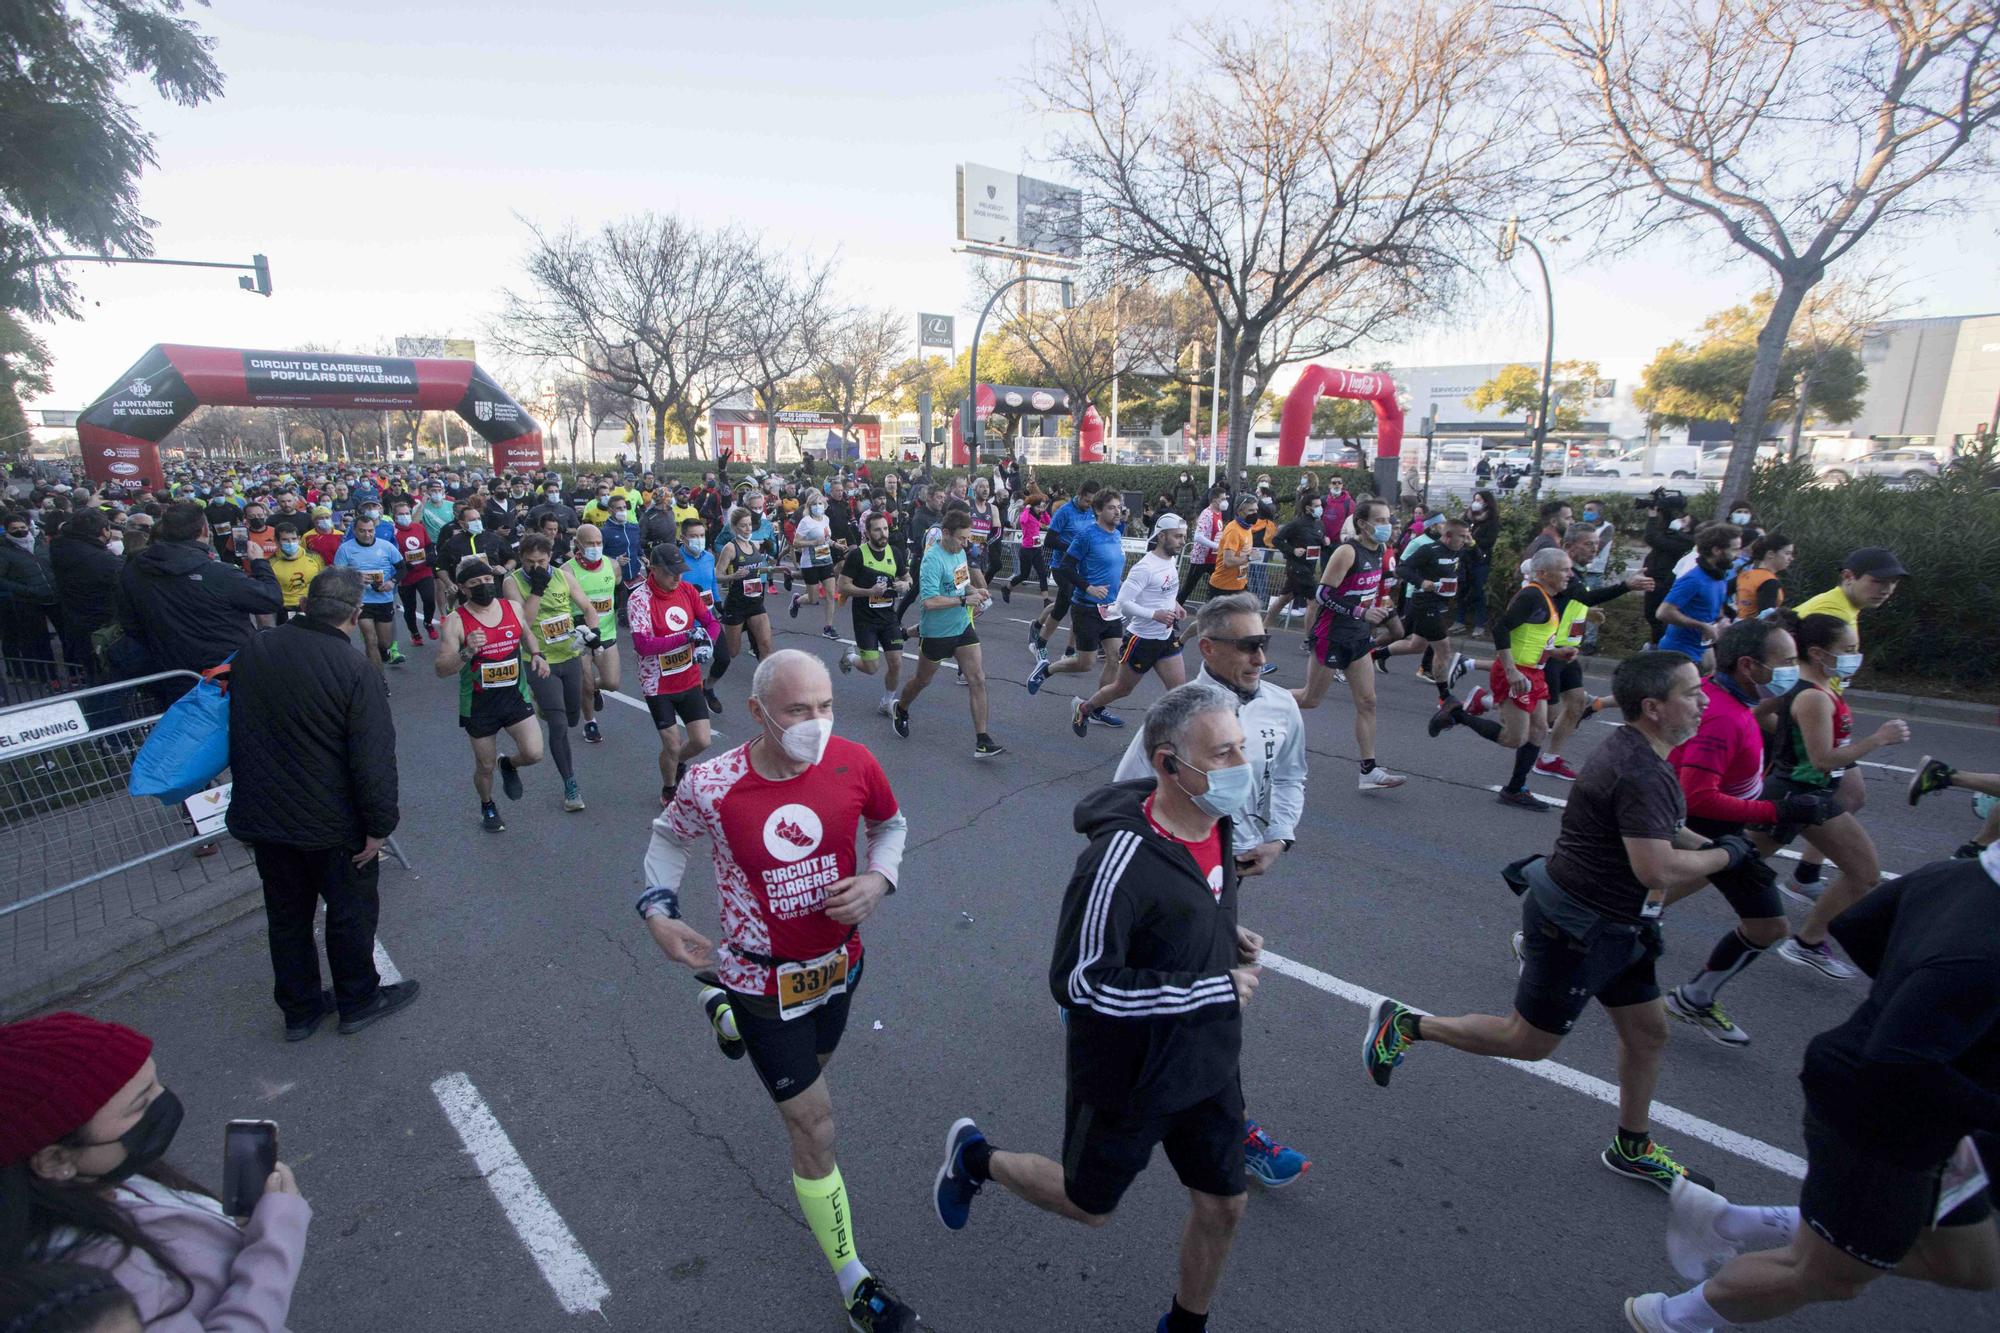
[749, 647, 830, 702]
[1562, 521, 1599, 544]
[1192, 593, 1261, 642]
[1141, 682, 1240, 763]
[301, 566, 364, 626]
[1528, 546, 1570, 578]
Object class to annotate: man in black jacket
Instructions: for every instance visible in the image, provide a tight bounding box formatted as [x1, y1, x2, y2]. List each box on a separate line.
[0, 508, 59, 686]
[48, 509, 123, 711]
[228, 567, 420, 1042]
[115, 502, 281, 688]
[933, 682, 1262, 1333]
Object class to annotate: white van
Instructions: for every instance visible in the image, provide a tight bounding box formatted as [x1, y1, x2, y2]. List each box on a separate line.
[1584, 444, 1700, 479]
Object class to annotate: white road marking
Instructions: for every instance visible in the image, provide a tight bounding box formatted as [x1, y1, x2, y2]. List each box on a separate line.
[374, 941, 402, 985]
[1259, 949, 1809, 1180]
[431, 1072, 610, 1315]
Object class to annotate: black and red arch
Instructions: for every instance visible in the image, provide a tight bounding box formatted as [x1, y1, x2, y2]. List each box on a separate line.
[77, 344, 545, 490]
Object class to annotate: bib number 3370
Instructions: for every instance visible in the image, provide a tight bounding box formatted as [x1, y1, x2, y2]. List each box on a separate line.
[776, 948, 851, 1020]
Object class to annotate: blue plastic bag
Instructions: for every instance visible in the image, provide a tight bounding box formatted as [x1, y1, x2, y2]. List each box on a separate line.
[129, 665, 232, 804]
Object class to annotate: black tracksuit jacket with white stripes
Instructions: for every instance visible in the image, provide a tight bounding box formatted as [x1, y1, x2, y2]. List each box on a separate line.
[1050, 780, 1243, 1116]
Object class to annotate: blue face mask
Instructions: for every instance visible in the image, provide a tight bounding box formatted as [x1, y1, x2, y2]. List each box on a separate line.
[1371, 523, 1392, 543]
[1176, 757, 1254, 820]
[1833, 651, 1863, 679]
[1765, 664, 1799, 694]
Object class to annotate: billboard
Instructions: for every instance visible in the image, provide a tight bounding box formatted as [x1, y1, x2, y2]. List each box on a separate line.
[710, 408, 883, 461]
[918, 313, 955, 350]
[957, 163, 1082, 261]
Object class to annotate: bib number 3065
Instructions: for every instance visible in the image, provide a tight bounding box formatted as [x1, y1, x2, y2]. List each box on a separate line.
[776, 948, 851, 1020]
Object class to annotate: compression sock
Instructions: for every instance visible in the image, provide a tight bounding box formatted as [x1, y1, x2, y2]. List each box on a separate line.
[1456, 709, 1504, 743]
[1165, 1298, 1208, 1333]
[961, 1137, 994, 1184]
[1660, 1285, 1724, 1333]
[1681, 929, 1766, 1007]
[1396, 1012, 1423, 1042]
[1506, 743, 1541, 793]
[1615, 1126, 1651, 1156]
[1716, 1203, 1799, 1246]
[1792, 861, 1823, 884]
[1359, 758, 1376, 774]
[794, 1166, 868, 1303]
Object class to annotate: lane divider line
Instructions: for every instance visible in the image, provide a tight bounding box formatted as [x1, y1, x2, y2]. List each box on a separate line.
[431, 1072, 611, 1315]
[1258, 949, 1808, 1181]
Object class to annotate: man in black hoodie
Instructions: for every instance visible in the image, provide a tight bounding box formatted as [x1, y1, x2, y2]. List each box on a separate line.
[933, 681, 1262, 1333]
[115, 502, 281, 687]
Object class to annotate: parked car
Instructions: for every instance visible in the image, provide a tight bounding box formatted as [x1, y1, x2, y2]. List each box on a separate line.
[1584, 444, 1700, 479]
[1817, 448, 1940, 485]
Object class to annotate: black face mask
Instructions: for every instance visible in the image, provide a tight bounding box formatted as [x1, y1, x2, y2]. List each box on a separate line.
[467, 584, 498, 606]
[82, 1088, 184, 1184]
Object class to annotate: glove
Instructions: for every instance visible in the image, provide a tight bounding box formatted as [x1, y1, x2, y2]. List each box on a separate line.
[1707, 833, 1759, 872]
[1777, 790, 1842, 827]
[524, 565, 553, 597]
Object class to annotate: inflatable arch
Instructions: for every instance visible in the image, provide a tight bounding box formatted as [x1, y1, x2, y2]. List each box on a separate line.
[1276, 366, 1403, 470]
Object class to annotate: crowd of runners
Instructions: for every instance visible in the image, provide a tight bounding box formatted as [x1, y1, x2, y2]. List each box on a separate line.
[1, 452, 1996, 1333]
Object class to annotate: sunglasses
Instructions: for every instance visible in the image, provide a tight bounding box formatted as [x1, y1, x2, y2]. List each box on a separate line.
[1212, 635, 1270, 655]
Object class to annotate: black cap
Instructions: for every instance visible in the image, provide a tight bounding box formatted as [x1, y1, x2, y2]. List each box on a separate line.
[647, 541, 687, 573]
[1842, 547, 1908, 579]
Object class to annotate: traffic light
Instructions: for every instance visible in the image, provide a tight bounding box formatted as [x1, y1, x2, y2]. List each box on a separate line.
[238, 253, 272, 297]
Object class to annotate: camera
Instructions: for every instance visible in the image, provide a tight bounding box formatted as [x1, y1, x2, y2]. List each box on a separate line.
[1642, 486, 1687, 515]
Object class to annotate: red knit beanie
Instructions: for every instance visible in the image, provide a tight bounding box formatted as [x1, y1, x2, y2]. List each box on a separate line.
[0, 1012, 153, 1166]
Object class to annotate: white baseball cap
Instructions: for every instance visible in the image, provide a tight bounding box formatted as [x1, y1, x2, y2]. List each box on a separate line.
[1152, 512, 1188, 535]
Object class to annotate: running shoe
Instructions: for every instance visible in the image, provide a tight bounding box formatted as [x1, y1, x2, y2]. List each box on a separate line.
[426, 623, 439, 641]
[998, 582, 1011, 603]
[386, 643, 405, 666]
[892, 703, 911, 739]
[1026, 657, 1051, 695]
[1620, 1293, 1676, 1333]
[821, 625, 839, 640]
[1495, 788, 1550, 811]
[934, 1116, 985, 1230]
[789, 592, 803, 618]
[699, 986, 745, 1060]
[1332, 667, 1347, 683]
[1243, 1120, 1310, 1188]
[562, 779, 585, 813]
[1359, 766, 1405, 791]
[583, 720, 603, 744]
[1363, 997, 1415, 1087]
[410, 636, 424, 650]
[973, 735, 1006, 759]
[1778, 875, 1823, 909]
[878, 693, 896, 717]
[1664, 987, 1750, 1048]
[1664, 1176, 1748, 1281]
[1957, 841, 1989, 859]
[1070, 697, 1091, 738]
[1028, 622, 1043, 653]
[1415, 668, 1439, 684]
[1533, 755, 1581, 781]
[1089, 707, 1125, 729]
[1447, 652, 1471, 689]
[703, 687, 723, 715]
[1370, 647, 1390, 674]
[1426, 698, 1459, 737]
[1908, 755, 1954, 806]
[839, 650, 856, 675]
[1601, 1136, 1712, 1193]
[481, 801, 505, 833]
[497, 755, 522, 801]
[1463, 684, 1489, 716]
[1775, 936, 1859, 979]
[845, 1275, 918, 1332]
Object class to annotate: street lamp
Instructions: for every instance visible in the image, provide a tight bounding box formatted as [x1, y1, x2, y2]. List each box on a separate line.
[1498, 217, 1554, 498]
[967, 275, 1075, 459]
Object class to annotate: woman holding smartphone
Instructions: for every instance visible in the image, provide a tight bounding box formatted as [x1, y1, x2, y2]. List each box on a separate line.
[0, 1013, 309, 1329]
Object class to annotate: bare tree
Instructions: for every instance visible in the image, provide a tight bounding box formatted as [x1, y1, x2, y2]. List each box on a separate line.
[733, 246, 838, 466]
[992, 276, 1180, 463]
[1524, 0, 2000, 505]
[812, 308, 916, 459]
[1033, 0, 1524, 479]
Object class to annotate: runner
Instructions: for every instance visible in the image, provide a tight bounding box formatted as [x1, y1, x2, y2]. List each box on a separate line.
[1366, 652, 1733, 1192]
[266, 522, 322, 626]
[1655, 523, 1742, 675]
[1001, 492, 1051, 602]
[1030, 480, 1100, 657]
[1369, 514, 1473, 697]
[1910, 758, 2000, 859]
[1764, 612, 1910, 979]
[504, 534, 599, 814]
[1527, 524, 1655, 781]
[676, 515, 728, 715]
[837, 511, 910, 716]
[390, 500, 438, 648]
[1662, 619, 1840, 1047]
[787, 488, 842, 640]
[564, 523, 620, 743]
[637, 649, 918, 1332]
[1029, 490, 1129, 728]
[627, 542, 723, 806]
[1624, 848, 2000, 1332]
[1292, 496, 1406, 792]
[933, 682, 1261, 1333]
[1178, 482, 1229, 603]
[1424, 546, 1577, 811]
[1067, 511, 1188, 737]
[435, 559, 545, 833]
[1263, 492, 1324, 631]
[1112, 594, 1312, 1189]
[716, 507, 777, 670]
[892, 511, 1002, 758]
[333, 516, 404, 681]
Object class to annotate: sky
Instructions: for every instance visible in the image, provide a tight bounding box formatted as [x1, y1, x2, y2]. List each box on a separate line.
[26, 0, 2000, 430]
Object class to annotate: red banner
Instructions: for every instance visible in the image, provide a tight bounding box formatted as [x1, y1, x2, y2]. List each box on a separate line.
[1277, 366, 1403, 468]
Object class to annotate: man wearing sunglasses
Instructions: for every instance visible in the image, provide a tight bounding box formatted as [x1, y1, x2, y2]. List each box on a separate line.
[1112, 593, 1312, 1190]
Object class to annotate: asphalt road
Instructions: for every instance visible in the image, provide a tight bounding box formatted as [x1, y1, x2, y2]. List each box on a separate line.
[75, 597, 2000, 1333]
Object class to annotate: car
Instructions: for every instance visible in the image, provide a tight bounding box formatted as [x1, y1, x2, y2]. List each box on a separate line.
[1817, 448, 1940, 485]
[1583, 444, 1700, 479]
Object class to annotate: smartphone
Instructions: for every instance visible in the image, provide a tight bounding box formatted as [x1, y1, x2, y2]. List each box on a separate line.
[222, 1119, 278, 1218]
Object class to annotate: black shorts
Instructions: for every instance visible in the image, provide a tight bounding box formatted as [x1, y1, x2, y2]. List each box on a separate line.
[1312, 612, 1377, 670]
[1547, 657, 1585, 695]
[460, 686, 535, 739]
[646, 687, 711, 729]
[1799, 1109, 1993, 1270]
[1512, 890, 1663, 1035]
[852, 613, 905, 658]
[1757, 773, 1834, 847]
[732, 966, 859, 1104]
[1119, 632, 1182, 675]
[1282, 567, 1317, 601]
[721, 598, 766, 627]
[1070, 606, 1127, 653]
[1405, 603, 1454, 643]
[1684, 818, 1785, 918]
[358, 601, 394, 624]
[1062, 1076, 1248, 1216]
[920, 626, 979, 662]
[798, 563, 835, 585]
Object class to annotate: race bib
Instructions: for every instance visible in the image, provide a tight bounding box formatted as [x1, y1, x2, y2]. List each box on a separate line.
[697, 587, 715, 608]
[478, 658, 520, 690]
[538, 613, 573, 640]
[742, 577, 764, 598]
[1436, 577, 1458, 597]
[1305, 545, 1322, 560]
[776, 946, 852, 1021]
[1099, 601, 1122, 620]
[952, 564, 970, 591]
[661, 644, 693, 672]
[589, 595, 614, 615]
[813, 543, 831, 564]
[868, 588, 895, 608]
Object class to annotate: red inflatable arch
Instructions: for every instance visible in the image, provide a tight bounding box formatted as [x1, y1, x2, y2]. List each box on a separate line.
[77, 344, 545, 491]
[1276, 366, 1403, 469]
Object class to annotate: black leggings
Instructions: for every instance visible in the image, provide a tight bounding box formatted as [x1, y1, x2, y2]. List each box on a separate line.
[1045, 565, 1076, 624]
[1008, 547, 1049, 591]
[398, 578, 437, 636]
[1178, 561, 1213, 604]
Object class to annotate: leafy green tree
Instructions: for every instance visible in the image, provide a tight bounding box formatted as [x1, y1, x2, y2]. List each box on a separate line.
[1468, 360, 1602, 433]
[1636, 292, 1866, 445]
[0, 312, 52, 452]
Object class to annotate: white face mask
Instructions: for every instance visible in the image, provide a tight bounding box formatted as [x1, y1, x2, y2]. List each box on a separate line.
[107, 538, 125, 556]
[686, 536, 706, 555]
[581, 545, 603, 562]
[769, 714, 832, 765]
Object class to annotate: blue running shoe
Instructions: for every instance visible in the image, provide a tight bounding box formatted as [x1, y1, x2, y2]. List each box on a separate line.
[934, 1117, 985, 1230]
[1089, 707, 1125, 728]
[1027, 657, 1051, 696]
[1242, 1119, 1310, 1188]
